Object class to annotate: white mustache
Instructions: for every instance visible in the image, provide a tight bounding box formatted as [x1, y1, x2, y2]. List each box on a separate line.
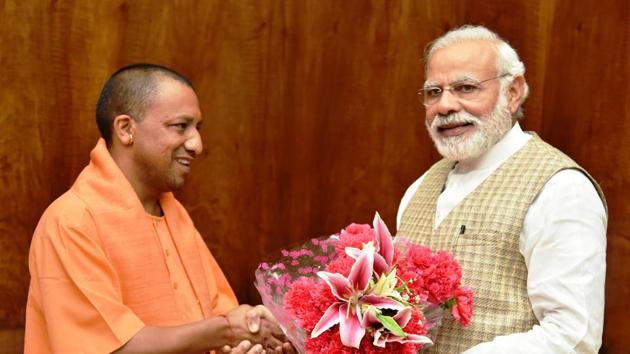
[431, 112, 482, 130]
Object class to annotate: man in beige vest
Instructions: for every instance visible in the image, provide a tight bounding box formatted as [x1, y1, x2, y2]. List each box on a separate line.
[397, 26, 607, 353]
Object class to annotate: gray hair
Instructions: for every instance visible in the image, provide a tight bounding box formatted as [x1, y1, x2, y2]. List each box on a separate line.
[425, 25, 529, 120]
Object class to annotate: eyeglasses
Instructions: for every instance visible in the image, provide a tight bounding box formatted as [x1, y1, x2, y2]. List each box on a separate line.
[418, 73, 511, 107]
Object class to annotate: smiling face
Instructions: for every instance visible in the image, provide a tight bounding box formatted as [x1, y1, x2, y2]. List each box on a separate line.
[424, 40, 514, 161]
[130, 77, 203, 195]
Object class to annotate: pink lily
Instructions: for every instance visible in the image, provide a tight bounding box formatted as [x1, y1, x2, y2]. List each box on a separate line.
[311, 244, 404, 348]
[345, 212, 395, 275]
[368, 308, 433, 348]
[373, 212, 394, 274]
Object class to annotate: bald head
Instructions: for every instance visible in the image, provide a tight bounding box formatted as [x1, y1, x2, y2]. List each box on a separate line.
[96, 64, 194, 145]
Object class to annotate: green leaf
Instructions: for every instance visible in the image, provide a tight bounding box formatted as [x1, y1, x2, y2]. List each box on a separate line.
[376, 314, 407, 338]
[442, 297, 457, 310]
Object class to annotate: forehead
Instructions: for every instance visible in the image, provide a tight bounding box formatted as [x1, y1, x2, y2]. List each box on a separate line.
[144, 77, 202, 120]
[426, 40, 498, 83]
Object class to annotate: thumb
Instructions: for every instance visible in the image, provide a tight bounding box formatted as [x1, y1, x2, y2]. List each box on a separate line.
[246, 310, 261, 333]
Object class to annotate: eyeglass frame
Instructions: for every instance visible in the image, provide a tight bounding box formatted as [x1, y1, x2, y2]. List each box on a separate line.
[417, 73, 512, 107]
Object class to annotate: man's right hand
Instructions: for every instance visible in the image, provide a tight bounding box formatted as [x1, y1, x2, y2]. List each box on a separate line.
[221, 340, 265, 354]
[224, 305, 288, 351]
[222, 340, 295, 354]
[224, 305, 295, 353]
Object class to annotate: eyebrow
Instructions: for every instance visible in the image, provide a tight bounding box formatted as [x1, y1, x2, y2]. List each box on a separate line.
[452, 75, 480, 84]
[165, 115, 201, 123]
[423, 81, 440, 89]
[423, 75, 481, 89]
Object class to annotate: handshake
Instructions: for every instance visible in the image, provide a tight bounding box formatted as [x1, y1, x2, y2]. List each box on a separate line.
[220, 305, 295, 354]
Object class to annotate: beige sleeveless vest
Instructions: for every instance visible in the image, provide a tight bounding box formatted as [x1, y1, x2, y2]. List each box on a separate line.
[398, 134, 605, 353]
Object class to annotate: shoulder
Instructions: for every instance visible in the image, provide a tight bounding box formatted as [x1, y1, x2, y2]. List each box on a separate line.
[33, 190, 97, 243]
[547, 168, 600, 189]
[529, 168, 607, 230]
[541, 169, 605, 207]
[529, 135, 580, 168]
[524, 137, 606, 207]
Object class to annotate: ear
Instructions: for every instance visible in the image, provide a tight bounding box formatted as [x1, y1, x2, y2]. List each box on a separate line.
[112, 115, 135, 146]
[506, 76, 525, 115]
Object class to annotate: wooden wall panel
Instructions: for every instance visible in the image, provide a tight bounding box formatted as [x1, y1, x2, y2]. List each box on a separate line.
[539, 2, 630, 353]
[0, 1, 627, 353]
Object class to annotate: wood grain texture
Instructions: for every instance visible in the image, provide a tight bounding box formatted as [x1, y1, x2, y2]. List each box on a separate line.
[0, 1, 627, 352]
[539, 2, 630, 353]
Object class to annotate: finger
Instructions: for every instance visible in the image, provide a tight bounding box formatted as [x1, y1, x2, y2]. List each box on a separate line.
[253, 305, 276, 321]
[282, 342, 296, 354]
[245, 310, 261, 333]
[269, 324, 287, 340]
[256, 317, 285, 339]
[262, 336, 284, 351]
[228, 340, 253, 354]
[221, 345, 232, 353]
[248, 305, 278, 332]
[246, 343, 265, 354]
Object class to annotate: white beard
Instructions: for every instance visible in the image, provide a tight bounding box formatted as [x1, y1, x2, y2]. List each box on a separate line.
[426, 93, 513, 161]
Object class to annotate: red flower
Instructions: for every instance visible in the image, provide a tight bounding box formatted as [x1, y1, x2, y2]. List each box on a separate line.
[326, 254, 355, 277]
[261, 213, 474, 353]
[335, 223, 376, 256]
[305, 328, 358, 353]
[284, 277, 335, 331]
[424, 252, 462, 304]
[398, 246, 462, 305]
[451, 287, 474, 327]
[398, 269, 429, 303]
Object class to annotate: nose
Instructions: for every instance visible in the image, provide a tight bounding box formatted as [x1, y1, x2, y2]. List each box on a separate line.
[432, 89, 462, 117]
[184, 129, 203, 156]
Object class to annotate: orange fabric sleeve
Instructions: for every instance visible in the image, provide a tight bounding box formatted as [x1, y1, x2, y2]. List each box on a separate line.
[26, 198, 145, 353]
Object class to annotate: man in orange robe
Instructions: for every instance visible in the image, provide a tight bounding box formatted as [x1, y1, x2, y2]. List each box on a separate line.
[25, 64, 293, 354]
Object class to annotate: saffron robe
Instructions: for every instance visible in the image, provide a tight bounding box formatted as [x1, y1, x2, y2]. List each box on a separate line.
[25, 139, 238, 353]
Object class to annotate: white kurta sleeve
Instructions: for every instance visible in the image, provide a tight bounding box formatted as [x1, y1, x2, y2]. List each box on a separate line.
[464, 169, 607, 354]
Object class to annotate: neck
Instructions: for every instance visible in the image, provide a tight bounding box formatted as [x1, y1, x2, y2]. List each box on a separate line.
[131, 181, 163, 216]
[454, 156, 480, 173]
[109, 143, 163, 216]
[143, 200, 163, 216]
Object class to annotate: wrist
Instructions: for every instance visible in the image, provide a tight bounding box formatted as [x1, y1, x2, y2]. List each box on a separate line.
[220, 315, 235, 347]
[199, 315, 235, 351]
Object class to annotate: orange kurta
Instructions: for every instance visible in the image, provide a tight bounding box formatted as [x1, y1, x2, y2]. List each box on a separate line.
[25, 139, 238, 353]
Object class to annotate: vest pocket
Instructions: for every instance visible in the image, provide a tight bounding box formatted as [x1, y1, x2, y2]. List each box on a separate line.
[454, 229, 518, 251]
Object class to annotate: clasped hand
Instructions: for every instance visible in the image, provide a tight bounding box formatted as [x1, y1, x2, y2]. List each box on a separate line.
[221, 305, 295, 354]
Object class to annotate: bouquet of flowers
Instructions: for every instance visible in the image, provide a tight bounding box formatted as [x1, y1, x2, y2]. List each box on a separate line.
[254, 212, 473, 353]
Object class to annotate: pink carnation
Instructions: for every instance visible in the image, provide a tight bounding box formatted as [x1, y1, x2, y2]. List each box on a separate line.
[451, 287, 474, 327]
[257, 214, 474, 353]
[305, 328, 354, 353]
[398, 244, 434, 270]
[325, 254, 355, 277]
[424, 252, 462, 303]
[399, 246, 462, 304]
[284, 278, 335, 331]
[335, 223, 375, 255]
[398, 270, 429, 303]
